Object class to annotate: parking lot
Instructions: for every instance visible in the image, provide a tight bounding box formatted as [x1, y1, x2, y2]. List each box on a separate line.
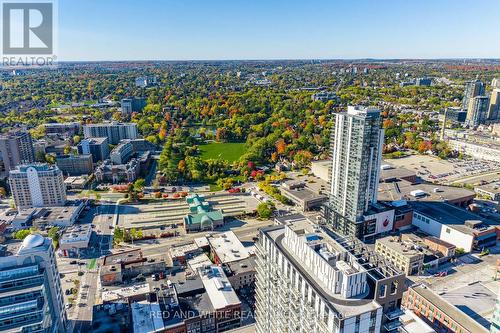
[117, 193, 260, 233]
[388, 154, 500, 185]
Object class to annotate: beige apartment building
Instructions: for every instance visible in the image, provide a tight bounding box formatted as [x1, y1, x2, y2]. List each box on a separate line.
[9, 164, 67, 210]
[375, 235, 424, 276]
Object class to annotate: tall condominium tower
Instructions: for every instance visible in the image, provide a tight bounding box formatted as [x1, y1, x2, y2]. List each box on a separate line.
[0, 131, 35, 176]
[0, 234, 67, 333]
[9, 164, 67, 210]
[488, 89, 500, 121]
[324, 106, 384, 238]
[255, 215, 405, 333]
[462, 79, 485, 110]
[466, 95, 490, 127]
[492, 78, 500, 89]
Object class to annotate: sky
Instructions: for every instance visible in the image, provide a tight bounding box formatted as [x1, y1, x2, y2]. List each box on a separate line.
[57, 0, 500, 61]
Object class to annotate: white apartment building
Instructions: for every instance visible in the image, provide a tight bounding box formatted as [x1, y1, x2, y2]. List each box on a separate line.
[9, 164, 67, 210]
[255, 215, 405, 333]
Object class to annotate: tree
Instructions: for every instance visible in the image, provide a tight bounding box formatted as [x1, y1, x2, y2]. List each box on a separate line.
[276, 139, 286, 155]
[63, 144, 72, 155]
[0, 187, 6, 198]
[178, 159, 186, 173]
[48, 227, 60, 248]
[133, 179, 146, 192]
[293, 150, 313, 168]
[12, 229, 32, 240]
[73, 135, 81, 145]
[257, 202, 273, 219]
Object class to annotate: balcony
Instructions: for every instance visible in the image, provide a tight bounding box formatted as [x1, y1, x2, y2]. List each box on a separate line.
[385, 308, 405, 321]
[384, 319, 402, 331]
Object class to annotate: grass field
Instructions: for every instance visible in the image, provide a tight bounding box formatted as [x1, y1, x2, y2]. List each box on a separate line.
[199, 142, 246, 162]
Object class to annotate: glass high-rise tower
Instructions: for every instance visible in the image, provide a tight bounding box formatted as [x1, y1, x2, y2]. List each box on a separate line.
[324, 106, 384, 238]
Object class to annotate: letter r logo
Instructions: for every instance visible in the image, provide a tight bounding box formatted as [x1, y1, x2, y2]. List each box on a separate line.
[2, 2, 53, 54]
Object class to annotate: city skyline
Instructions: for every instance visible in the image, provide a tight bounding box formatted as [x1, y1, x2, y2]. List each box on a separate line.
[57, 0, 500, 61]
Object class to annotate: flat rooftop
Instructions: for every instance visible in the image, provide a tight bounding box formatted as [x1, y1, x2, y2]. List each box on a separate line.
[19, 205, 81, 222]
[410, 201, 498, 229]
[226, 257, 256, 275]
[281, 186, 328, 202]
[199, 265, 240, 310]
[440, 283, 497, 330]
[131, 300, 165, 333]
[60, 224, 92, 243]
[169, 242, 200, 259]
[102, 283, 150, 302]
[380, 165, 416, 181]
[187, 253, 212, 272]
[208, 231, 250, 264]
[376, 236, 424, 258]
[378, 179, 475, 202]
[103, 249, 143, 266]
[410, 284, 488, 333]
[476, 182, 500, 194]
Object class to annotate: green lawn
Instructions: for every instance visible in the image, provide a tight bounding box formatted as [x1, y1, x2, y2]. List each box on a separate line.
[199, 142, 246, 162]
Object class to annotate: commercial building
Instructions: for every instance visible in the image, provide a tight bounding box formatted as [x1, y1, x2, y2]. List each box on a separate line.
[462, 79, 485, 110]
[16, 203, 85, 229]
[59, 223, 92, 256]
[0, 131, 35, 176]
[83, 122, 138, 144]
[43, 122, 81, 136]
[488, 89, 500, 121]
[375, 234, 455, 276]
[281, 181, 328, 211]
[208, 231, 251, 265]
[9, 164, 67, 210]
[169, 242, 202, 266]
[466, 95, 490, 126]
[110, 140, 134, 164]
[183, 194, 224, 233]
[0, 234, 67, 333]
[475, 182, 500, 201]
[131, 266, 242, 333]
[378, 178, 475, 208]
[375, 236, 425, 276]
[255, 214, 406, 333]
[100, 249, 168, 286]
[224, 257, 256, 291]
[77, 137, 110, 162]
[379, 164, 417, 183]
[324, 106, 385, 238]
[56, 154, 93, 176]
[410, 201, 498, 252]
[403, 284, 488, 333]
[121, 97, 146, 116]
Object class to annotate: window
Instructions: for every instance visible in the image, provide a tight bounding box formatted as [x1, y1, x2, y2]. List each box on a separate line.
[379, 285, 386, 298]
[390, 281, 398, 294]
